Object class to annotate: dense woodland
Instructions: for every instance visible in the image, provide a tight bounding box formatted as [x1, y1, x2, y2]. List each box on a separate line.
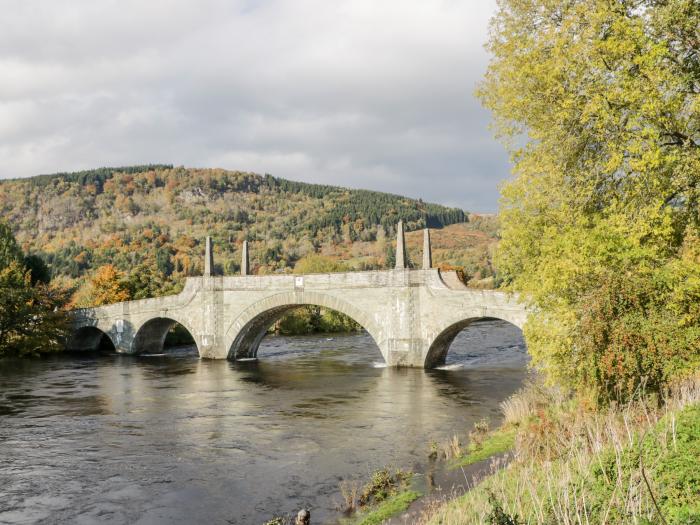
[0, 165, 498, 307]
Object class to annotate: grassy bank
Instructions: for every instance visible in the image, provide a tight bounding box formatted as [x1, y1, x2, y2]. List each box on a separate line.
[337, 468, 421, 525]
[421, 375, 700, 524]
[352, 490, 422, 525]
[447, 428, 516, 469]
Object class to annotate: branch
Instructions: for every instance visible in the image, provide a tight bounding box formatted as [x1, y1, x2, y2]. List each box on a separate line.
[639, 428, 668, 525]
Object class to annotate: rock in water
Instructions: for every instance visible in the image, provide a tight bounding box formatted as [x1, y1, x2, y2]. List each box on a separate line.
[295, 509, 310, 525]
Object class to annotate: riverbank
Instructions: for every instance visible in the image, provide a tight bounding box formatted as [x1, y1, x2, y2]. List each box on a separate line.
[335, 394, 522, 524]
[343, 373, 700, 524]
[405, 374, 700, 524]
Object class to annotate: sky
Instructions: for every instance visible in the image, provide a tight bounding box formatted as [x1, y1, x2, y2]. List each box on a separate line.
[0, 0, 510, 212]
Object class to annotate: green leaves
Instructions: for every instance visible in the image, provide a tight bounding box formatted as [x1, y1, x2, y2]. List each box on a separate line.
[0, 221, 69, 357]
[0, 221, 23, 270]
[482, 0, 700, 402]
[0, 261, 69, 357]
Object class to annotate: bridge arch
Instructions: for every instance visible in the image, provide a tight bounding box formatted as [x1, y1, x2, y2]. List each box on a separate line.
[131, 316, 199, 355]
[67, 325, 116, 352]
[224, 291, 385, 362]
[424, 314, 525, 369]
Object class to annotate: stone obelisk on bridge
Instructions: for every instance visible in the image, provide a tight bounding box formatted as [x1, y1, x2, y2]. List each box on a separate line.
[422, 228, 432, 269]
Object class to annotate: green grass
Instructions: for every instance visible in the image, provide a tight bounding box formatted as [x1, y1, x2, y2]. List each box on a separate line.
[451, 428, 516, 469]
[588, 403, 700, 524]
[428, 400, 700, 524]
[354, 490, 422, 525]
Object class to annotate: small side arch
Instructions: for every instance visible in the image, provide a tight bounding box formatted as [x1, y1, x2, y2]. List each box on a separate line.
[131, 316, 199, 355]
[224, 291, 385, 362]
[424, 316, 525, 369]
[67, 325, 116, 352]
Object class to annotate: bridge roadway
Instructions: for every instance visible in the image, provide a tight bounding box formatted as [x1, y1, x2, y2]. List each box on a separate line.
[68, 224, 527, 368]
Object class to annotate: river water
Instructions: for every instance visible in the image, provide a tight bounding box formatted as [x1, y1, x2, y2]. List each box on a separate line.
[0, 319, 527, 525]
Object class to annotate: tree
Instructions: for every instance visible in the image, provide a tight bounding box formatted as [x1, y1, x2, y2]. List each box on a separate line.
[0, 263, 70, 356]
[125, 257, 180, 300]
[78, 265, 131, 307]
[384, 245, 396, 269]
[23, 254, 51, 285]
[0, 221, 23, 268]
[293, 254, 347, 274]
[0, 224, 69, 356]
[480, 0, 700, 402]
[155, 248, 174, 277]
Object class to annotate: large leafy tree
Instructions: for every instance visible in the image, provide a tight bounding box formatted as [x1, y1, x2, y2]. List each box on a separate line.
[293, 254, 348, 274]
[480, 0, 700, 401]
[73, 264, 132, 307]
[125, 256, 180, 300]
[0, 224, 69, 356]
[0, 221, 23, 268]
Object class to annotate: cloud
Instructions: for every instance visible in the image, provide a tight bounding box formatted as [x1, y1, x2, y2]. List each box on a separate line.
[0, 0, 510, 211]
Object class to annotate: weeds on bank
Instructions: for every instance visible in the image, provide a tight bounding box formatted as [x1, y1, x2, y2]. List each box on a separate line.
[339, 467, 413, 512]
[338, 467, 419, 524]
[421, 373, 700, 524]
[429, 417, 516, 469]
[339, 479, 363, 513]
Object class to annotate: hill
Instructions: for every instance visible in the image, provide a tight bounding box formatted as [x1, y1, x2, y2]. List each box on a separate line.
[0, 165, 498, 300]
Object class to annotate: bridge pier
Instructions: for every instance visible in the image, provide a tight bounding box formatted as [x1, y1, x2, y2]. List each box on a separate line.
[384, 339, 427, 367]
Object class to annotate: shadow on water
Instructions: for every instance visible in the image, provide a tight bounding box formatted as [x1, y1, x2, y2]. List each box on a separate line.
[0, 320, 528, 524]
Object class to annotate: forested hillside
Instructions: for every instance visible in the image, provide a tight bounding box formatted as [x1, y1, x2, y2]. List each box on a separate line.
[0, 165, 497, 303]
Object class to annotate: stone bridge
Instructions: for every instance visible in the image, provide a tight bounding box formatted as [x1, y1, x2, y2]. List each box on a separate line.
[69, 222, 528, 368]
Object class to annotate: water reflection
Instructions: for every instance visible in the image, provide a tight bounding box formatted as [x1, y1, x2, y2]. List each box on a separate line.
[0, 320, 526, 524]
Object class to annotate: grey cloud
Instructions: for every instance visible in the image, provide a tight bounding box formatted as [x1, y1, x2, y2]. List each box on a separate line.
[0, 0, 510, 211]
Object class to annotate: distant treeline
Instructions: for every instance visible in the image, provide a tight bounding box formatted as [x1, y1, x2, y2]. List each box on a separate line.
[8, 165, 466, 237]
[14, 165, 175, 190]
[264, 175, 466, 232]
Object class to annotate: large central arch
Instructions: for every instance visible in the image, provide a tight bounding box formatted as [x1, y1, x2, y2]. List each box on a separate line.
[224, 291, 385, 361]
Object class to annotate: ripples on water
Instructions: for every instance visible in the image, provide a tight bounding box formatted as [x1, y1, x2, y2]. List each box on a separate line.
[0, 319, 527, 524]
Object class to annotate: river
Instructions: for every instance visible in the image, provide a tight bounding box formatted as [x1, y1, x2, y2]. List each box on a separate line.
[0, 319, 527, 524]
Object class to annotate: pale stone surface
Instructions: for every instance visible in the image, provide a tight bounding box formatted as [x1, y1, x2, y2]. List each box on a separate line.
[69, 268, 528, 368]
[204, 236, 214, 277]
[241, 240, 249, 276]
[395, 220, 407, 269]
[423, 228, 432, 269]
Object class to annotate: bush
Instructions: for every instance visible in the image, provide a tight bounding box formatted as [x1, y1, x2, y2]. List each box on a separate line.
[0, 262, 70, 357]
[573, 255, 700, 404]
[487, 493, 521, 525]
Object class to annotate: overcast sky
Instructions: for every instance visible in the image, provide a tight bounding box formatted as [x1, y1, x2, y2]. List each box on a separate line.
[0, 0, 509, 211]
